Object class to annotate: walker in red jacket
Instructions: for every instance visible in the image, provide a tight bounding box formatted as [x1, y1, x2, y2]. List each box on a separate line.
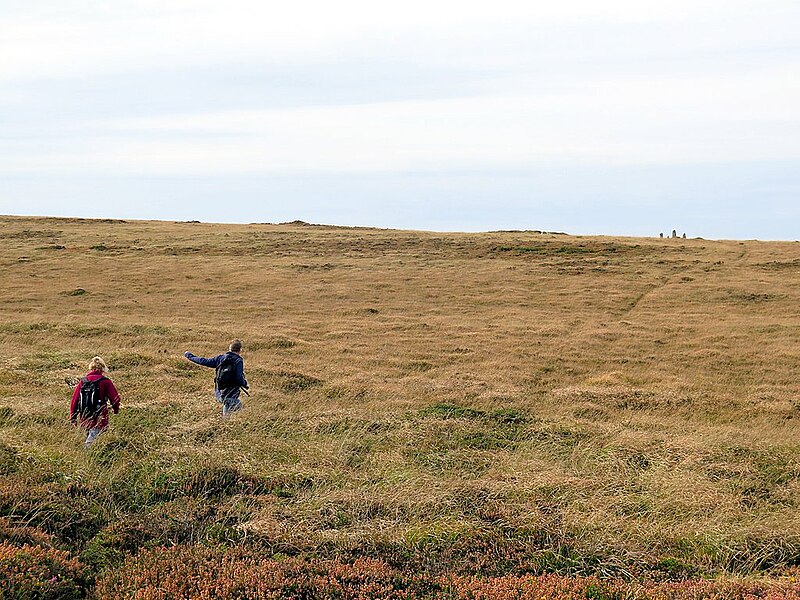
[70, 356, 121, 448]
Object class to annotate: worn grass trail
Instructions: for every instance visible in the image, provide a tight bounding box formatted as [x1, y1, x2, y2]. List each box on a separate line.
[1, 216, 799, 594]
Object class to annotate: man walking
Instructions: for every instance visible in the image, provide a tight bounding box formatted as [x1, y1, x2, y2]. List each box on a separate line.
[184, 339, 248, 416]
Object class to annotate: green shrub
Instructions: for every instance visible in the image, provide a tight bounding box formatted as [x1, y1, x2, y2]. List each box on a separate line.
[653, 557, 698, 580]
[0, 443, 19, 475]
[489, 408, 528, 425]
[584, 583, 626, 600]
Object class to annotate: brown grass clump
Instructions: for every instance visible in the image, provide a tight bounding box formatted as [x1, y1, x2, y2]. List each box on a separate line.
[1, 216, 800, 595]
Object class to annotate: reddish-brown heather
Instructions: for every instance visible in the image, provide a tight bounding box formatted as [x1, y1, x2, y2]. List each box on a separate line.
[95, 546, 800, 600]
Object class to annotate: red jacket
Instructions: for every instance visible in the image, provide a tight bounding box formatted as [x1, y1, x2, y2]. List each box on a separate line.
[70, 370, 121, 430]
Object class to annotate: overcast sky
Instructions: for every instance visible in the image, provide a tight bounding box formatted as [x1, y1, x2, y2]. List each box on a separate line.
[2, 1, 799, 238]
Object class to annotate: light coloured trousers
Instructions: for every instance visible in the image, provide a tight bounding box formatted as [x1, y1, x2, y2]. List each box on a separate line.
[84, 427, 103, 448]
[222, 398, 242, 417]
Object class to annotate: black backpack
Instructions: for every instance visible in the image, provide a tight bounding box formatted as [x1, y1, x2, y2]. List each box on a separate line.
[215, 354, 239, 390]
[77, 376, 107, 419]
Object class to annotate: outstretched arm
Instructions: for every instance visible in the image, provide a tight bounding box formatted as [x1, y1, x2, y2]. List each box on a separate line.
[184, 352, 222, 368]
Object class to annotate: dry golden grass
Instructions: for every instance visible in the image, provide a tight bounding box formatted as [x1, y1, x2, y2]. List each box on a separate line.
[1, 214, 799, 581]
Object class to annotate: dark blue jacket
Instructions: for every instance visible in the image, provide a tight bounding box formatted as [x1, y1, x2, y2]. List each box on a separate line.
[184, 351, 247, 401]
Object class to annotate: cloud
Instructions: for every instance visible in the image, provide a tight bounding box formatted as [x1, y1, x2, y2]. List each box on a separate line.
[3, 64, 798, 176]
[1, 0, 799, 237]
[2, 0, 797, 82]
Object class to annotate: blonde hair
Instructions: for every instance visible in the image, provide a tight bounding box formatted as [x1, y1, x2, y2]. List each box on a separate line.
[88, 356, 107, 373]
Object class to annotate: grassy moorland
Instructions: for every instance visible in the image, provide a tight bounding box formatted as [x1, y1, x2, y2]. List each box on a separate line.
[0, 215, 799, 598]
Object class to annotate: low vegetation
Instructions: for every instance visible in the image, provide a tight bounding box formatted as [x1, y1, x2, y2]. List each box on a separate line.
[0, 215, 799, 598]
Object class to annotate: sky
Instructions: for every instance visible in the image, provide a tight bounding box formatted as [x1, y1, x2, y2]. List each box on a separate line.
[2, 0, 799, 238]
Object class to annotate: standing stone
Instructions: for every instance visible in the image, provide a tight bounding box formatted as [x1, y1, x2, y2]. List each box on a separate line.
[682, 233, 687, 239]
[660, 233, 664, 238]
[672, 230, 677, 238]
